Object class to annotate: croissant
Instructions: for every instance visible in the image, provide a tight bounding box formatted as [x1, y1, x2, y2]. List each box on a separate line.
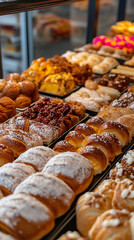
[98, 121, 130, 146]
[43, 152, 93, 195]
[101, 132, 122, 156]
[116, 114, 134, 138]
[77, 145, 108, 175]
[0, 163, 35, 195]
[0, 193, 55, 240]
[0, 144, 14, 166]
[53, 140, 77, 153]
[65, 131, 85, 149]
[112, 179, 134, 211]
[15, 146, 56, 171]
[14, 172, 75, 218]
[76, 192, 111, 237]
[86, 116, 105, 133]
[74, 123, 96, 137]
[89, 209, 131, 240]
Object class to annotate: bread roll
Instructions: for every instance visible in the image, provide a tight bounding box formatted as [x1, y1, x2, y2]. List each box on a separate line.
[78, 145, 108, 175]
[101, 132, 122, 156]
[31, 85, 40, 102]
[0, 232, 16, 240]
[8, 116, 30, 132]
[15, 172, 75, 218]
[86, 116, 105, 133]
[4, 73, 24, 83]
[76, 192, 111, 237]
[18, 80, 35, 96]
[0, 135, 27, 158]
[57, 231, 86, 240]
[98, 121, 130, 146]
[116, 114, 134, 138]
[95, 179, 117, 207]
[65, 131, 85, 149]
[82, 134, 115, 163]
[2, 82, 20, 100]
[109, 150, 134, 181]
[15, 94, 32, 108]
[0, 163, 35, 195]
[0, 144, 14, 166]
[15, 146, 56, 171]
[89, 209, 131, 240]
[74, 123, 96, 137]
[53, 140, 76, 153]
[0, 193, 55, 240]
[43, 152, 93, 195]
[0, 97, 16, 118]
[0, 79, 6, 92]
[112, 179, 134, 211]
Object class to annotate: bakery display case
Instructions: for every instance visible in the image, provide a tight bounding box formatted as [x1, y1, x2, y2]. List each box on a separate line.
[0, 1, 133, 240]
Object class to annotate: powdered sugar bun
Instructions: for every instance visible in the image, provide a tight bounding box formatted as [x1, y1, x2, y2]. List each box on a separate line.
[0, 163, 35, 195]
[0, 232, 16, 240]
[43, 152, 93, 195]
[15, 146, 56, 171]
[0, 193, 55, 239]
[15, 172, 75, 218]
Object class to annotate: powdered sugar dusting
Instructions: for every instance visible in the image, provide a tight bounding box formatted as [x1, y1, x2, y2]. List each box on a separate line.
[0, 232, 15, 240]
[102, 218, 120, 227]
[43, 152, 93, 184]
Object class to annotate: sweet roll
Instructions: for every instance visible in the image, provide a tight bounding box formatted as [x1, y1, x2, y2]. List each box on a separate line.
[74, 123, 96, 137]
[101, 132, 122, 156]
[0, 144, 14, 166]
[86, 116, 105, 133]
[53, 140, 76, 153]
[65, 131, 85, 149]
[57, 231, 87, 240]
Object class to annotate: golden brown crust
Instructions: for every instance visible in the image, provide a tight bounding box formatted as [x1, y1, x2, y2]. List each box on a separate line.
[53, 140, 76, 153]
[2, 82, 20, 100]
[98, 121, 130, 146]
[15, 94, 32, 108]
[0, 97, 16, 118]
[0, 144, 14, 166]
[18, 81, 35, 96]
[75, 123, 96, 137]
[82, 134, 115, 163]
[76, 192, 111, 237]
[101, 132, 122, 156]
[31, 85, 40, 102]
[57, 231, 87, 240]
[78, 145, 108, 175]
[116, 114, 134, 138]
[86, 116, 105, 133]
[65, 131, 85, 149]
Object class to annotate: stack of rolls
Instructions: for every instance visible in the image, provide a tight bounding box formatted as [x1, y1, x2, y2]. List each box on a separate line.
[0, 147, 93, 240]
[53, 116, 130, 175]
[58, 149, 134, 240]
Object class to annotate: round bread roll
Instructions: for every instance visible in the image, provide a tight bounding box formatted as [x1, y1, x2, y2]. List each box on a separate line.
[0, 193, 55, 240]
[65, 131, 85, 149]
[15, 146, 56, 171]
[2, 82, 20, 100]
[86, 116, 105, 133]
[78, 145, 108, 175]
[18, 81, 35, 96]
[66, 114, 79, 126]
[53, 140, 77, 153]
[0, 232, 16, 240]
[4, 73, 24, 83]
[109, 150, 134, 181]
[98, 121, 130, 146]
[0, 144, 14, 166]
[76, 192, 111, 237]
[0, 97, 16, 118]
[15, 172, 75, 218]
[82, 134, 115, 163]
[112, 179, 134, 211]
[95, 179, 117, 207]
[0, 135, 27, 158]
[15, 94, 32, 108]
[101, 132, 122, 156]
[43, 152, 93, 195]
[0, 163, 35, 195]
[0, 107, 8, 123]
[89, 209, 131, 240]
[0, 79, 6, 92]
[57, 231, 86, 240]
[74, 123, 96, 137]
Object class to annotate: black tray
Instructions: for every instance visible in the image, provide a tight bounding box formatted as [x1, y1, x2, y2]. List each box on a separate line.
[45, 140, 134, 240]
[39, 85, 80, 99]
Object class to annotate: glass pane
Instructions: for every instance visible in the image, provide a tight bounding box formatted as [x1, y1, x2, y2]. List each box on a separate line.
[96, 0, 119, 36]
[30, 1, 89, 60]
[125, 0, 134, 21]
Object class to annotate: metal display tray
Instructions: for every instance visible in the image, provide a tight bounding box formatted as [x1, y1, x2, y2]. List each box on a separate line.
[44, 141, 134, 240]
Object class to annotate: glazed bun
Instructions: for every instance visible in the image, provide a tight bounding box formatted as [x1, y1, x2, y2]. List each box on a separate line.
[0, 97, 16, 118]
[15, 172, 75, 218]
[76, 192, 111, 237]
[18, 81, 35, 96]
[43, 152, 93, 195]
[74, 123, 96, 137]
[78, 145, 108, 175]
[15, 94, 32, 108]
[53, 140, 76, 153]
[101, 132, 122, 156]
[98, 121, 130, 146]
[2, 82, 20, 100]
[0, 80, 6, 92]
[86, 116, 105, 133]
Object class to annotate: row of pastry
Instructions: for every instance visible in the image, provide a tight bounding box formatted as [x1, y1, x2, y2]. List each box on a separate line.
[58, 149, 134, 240]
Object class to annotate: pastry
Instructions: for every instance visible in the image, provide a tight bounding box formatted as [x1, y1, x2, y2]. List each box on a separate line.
[43, 152, 93, 195]
[74, 123, 96, 137]
[0, 163, 35, 195]
[0, 232, 16, 240]
[15, 146, 56, 171]
[112, 179, 134, 211]
[15, 94, 32, 108]
[116, 114, 134, 138]
[0, 193, 55, 240]
[92, 57, 119, 74]
[109, 150, 134, 181]
[86, 116, 105, 133]
[98, 121, 130, 146]
[0, 97, 16, 118]
[14, 172, 75, 218]
[78, 145, 108, 175]
[76, 192, 111, 237]
[101, 132, 122, 156]
[82, 134, 115, 163]
[57, 231, 87, 240]
[124, 55, 134, 67]
[89, 209, 131, 240]
[2, 82, 20, 100]
[18, 80, 35, 96]
[0, 144, 14, 166]
[65, 131, 85, 149]
[53, 140, 76, 153]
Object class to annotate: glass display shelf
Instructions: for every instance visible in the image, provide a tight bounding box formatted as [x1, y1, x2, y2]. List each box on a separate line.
[0, 0, 80, 16]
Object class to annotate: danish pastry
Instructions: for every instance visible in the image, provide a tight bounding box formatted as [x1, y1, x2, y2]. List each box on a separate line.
[101, 132, 122, 156]
[86, 116, 105, 133]
[65, 131, 85, 149]
[74, 123, 96, 137]
[53, 140, 76, 153]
